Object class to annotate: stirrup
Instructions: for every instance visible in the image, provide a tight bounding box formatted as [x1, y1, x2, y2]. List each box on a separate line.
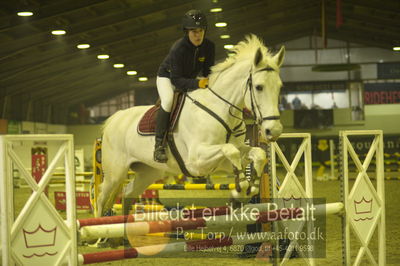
[154, 146, 168, 163]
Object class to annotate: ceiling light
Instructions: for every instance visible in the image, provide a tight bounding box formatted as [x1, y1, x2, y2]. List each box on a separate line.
[51, 30, 66, 35]
[113, 64, 125, 68]
[224, 44, 234, 49]
[97, 54, 109, 59]
[215, 22, 227, 28]
[393, 47, 400, 51]
[17, 11, 33, 17]
[138, 77, 148, 82]
[220, 34, 230, 39]
[127, 71, 137, 75]
[210, 8, 222, 13]
[77, 44, 90, 49]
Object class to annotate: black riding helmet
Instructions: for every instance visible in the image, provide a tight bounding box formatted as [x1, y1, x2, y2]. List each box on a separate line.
[182, 9, 207, 30]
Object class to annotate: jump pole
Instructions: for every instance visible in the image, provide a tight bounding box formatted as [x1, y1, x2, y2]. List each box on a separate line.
[77, 231, 291, 264]
[79, 203, 343, 240]
[79, 207, 304, 241]
[77, 206, 231, 227]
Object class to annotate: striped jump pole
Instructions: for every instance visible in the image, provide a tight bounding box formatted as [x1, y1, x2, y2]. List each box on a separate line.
[146, 183, 236, 190]
[112, 203, 207, 212]
[77, 206, 230, 228]
[147, 232, 223, 240]
[79, 202, 344, 239]
[78, 202, 276, 228]
[78, 231, 278, 264]
[79, 207, 304, 240]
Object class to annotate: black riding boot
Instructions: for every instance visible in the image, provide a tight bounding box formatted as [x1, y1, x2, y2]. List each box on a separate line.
[154, 107, 170, 163]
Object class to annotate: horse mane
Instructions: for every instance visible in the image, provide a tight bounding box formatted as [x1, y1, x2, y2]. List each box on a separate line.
[209, 34, 272, 85]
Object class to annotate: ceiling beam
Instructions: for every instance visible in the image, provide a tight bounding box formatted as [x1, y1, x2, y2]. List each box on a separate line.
[326, 24, 394, 49]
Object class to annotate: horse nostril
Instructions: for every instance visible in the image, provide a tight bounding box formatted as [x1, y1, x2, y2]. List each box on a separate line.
[265, 129, 271, 136]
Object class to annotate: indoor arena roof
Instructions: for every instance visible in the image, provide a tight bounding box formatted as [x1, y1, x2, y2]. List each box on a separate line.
[1, 0, 399, 123]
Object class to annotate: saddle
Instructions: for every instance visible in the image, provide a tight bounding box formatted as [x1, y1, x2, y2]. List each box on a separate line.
[137, 93, 186, 136]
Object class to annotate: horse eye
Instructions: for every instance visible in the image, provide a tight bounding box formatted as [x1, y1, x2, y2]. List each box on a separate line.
[256, 85, 263, 91]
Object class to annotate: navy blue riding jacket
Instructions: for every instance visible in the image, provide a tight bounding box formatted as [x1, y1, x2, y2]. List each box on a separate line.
[157, 35, 215, 92]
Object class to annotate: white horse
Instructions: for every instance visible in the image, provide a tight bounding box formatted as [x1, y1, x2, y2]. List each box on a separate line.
[96, 34, 285, 217]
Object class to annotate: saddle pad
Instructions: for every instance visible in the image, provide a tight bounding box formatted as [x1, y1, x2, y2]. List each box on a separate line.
[137, 105, 159, 135]
[137, 93, 186, 136]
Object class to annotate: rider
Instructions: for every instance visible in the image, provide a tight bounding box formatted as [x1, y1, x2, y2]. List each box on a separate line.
[154, 9, 215, 163]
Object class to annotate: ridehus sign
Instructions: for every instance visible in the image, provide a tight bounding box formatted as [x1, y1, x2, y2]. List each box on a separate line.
[364, 83, 400, 104]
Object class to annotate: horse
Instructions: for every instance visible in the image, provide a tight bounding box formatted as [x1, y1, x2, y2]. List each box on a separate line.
[95, 34, 285, 217]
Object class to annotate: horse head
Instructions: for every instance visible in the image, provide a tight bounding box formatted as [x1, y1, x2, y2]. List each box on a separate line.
[244, 43, 285, 142]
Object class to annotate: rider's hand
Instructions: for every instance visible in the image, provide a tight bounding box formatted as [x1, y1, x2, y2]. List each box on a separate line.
[198, 78, 209, 89]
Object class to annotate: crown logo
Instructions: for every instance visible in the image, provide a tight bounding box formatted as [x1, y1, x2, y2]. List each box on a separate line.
[354, 197, 372, 214]
[23, 224, 57, 248]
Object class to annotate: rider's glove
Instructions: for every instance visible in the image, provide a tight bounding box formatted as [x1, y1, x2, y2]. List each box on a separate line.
[198, 78, 209, 89]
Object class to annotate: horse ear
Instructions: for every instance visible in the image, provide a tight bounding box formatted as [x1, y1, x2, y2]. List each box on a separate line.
[273, 46, 285, 67]
[254, 48, 263, 67]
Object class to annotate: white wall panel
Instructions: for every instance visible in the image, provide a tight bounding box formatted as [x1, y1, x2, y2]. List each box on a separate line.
[360, 64, 377, 79]
[279, 36, 399, 82]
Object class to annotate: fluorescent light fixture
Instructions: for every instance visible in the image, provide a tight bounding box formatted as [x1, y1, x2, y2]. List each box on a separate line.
[97, 54, 109, 59]
[127, 71, 137, 75]
[17, 11, 33, 16]
[224, 44, 234, 49]
[77, 44, 90, 49]
[215, 22, 227, 27]
[138, 77, 148, 82]
[113, 63, 125, 68]
[210, 8, 222, 13]
[393, 47, 400, 51]
[51, 30, 66, 35]
[220, 34, 230, 39]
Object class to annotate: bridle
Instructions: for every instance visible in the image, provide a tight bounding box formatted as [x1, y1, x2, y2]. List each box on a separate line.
[208, 66, 280, 126]
[186, 65, 281, 142]
[244, 67, 280, 125]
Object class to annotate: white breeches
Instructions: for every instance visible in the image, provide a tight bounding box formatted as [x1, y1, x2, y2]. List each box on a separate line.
[156, 76, 175, 112]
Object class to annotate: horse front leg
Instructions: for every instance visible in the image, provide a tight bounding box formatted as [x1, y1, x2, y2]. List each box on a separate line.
[188, 143, 250, 195]
[237, 145, 267, 197]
